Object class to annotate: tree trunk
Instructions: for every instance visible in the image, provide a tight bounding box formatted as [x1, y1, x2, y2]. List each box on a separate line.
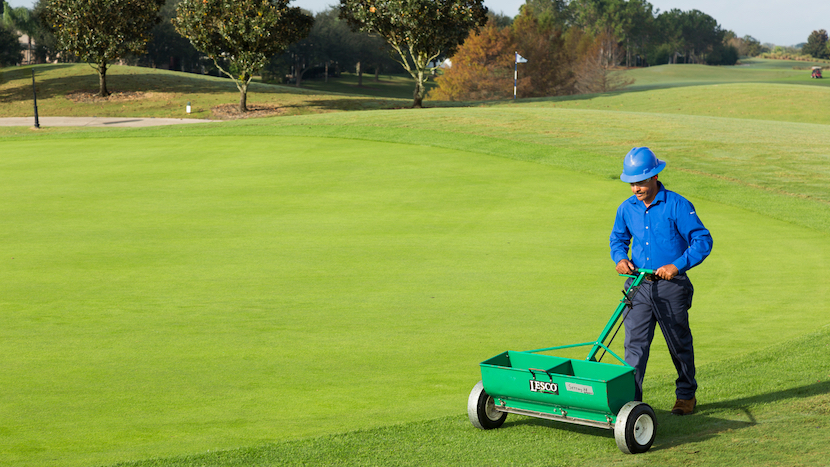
[98, 61, 109, 97]
[295, 57, 303, 87]
[412, 72, 425, 108]
[356, 61, 363, 87]
[325, 61, 329, 83]
[374, 65, 380, 82]
[239, 83, 248, 112]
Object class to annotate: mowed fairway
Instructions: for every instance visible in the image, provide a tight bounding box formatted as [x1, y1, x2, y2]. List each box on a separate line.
[1, 64, 830, 466]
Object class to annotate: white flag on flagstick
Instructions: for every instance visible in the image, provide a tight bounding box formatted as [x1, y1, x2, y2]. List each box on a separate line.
[516, 52, 528, 63]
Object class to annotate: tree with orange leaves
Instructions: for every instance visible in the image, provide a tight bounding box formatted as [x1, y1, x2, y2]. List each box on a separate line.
[428, 20, 515, 101]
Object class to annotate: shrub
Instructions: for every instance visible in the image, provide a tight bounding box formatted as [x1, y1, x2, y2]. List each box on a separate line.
[706, 44, 739, 65]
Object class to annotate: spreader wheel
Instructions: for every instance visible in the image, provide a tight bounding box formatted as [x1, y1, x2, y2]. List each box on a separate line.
[615, 401, 656, 454]
[468, 381, 507, 429]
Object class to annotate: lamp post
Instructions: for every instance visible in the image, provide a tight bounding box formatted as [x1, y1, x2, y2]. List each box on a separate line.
[31, 69, 40, 129]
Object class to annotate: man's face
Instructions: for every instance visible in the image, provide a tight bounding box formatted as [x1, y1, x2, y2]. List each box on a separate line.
[630, 176, 659, 204]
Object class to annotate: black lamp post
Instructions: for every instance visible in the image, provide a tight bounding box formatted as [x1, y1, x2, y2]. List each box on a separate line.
[31, 69, 40, 129]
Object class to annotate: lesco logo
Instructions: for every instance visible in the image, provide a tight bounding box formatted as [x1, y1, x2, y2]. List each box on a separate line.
[529, 380, 559, 395]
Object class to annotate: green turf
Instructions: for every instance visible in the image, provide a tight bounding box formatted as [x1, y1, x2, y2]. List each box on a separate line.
[2, 124, 829, 467]
[1, 59, 830, 467]
[107, 327, 830, 466]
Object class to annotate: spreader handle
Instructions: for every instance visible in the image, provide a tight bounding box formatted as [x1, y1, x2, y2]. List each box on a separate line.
[586, 269, 653, 362]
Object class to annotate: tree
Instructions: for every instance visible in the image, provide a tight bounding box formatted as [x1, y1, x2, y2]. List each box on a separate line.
[43, 0, 165, 96]
[266, 6, 400, 87]
[340, 21, 390, 86]
[705, 43, 738, 65]
[511, 9, 576, 97]
[3, 2, 37, 64]
[681, 10, 722, 63]
[143, 0, 202, 72]
[0, 22, 21, 66]
[520, 0, 572, 30]
[428, 19, 515, 101]
[339, 0, 488, 108]
[174, 0, 313, 112]
[30, 0, 61, 63]
[262, 6, 347, 85]
[486, 11, 513, 29]
[652, 9, 724, 64]
[803, 29, 829, 59]
[574, 30, 633, 93]
[736, 35, 766, 57]
[571, 0, 653, 67]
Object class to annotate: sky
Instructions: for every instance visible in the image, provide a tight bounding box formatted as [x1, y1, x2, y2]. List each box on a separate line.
[5, 0, 828, 46]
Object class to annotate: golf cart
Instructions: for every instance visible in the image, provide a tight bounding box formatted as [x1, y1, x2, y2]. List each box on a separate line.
[812, 67, 822, 79]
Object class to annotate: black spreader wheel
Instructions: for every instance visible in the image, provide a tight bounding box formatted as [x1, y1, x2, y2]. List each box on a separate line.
[467, 381, 507, 430]
[615, 401, 656, 454]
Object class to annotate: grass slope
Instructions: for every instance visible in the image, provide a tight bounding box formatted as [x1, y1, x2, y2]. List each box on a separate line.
[0, 64, 410, 119]
[621, 59, 830, 91]
[543, 82, 830, 125]
[193, 104, 830, 232]
[113, 327, 830, 466]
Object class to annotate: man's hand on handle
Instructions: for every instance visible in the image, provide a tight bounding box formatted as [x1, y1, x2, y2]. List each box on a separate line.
[655, 264, 679, 280]
[616, 260, 679, 281]
[616, 259, 635, 275]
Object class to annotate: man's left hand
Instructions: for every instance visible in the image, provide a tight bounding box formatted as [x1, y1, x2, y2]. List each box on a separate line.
[655, 264, 679, 280]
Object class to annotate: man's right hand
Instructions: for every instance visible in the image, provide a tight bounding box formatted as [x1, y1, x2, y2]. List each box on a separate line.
[616, 259, 635, 275]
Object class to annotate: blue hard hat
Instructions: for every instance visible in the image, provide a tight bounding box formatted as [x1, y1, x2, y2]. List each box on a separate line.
[620, 147, 666, 182]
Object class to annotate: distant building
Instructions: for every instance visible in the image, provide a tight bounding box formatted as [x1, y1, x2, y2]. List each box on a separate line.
[18, 33, 33, 64]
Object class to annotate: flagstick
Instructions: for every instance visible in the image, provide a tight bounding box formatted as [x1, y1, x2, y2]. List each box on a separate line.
[514, 52, 518, 100]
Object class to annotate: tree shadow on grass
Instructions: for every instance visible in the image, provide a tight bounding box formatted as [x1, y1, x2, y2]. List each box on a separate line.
[494, 380, 830, 452]
[1, 65, 293, 102]
[297, 98, 408, 112]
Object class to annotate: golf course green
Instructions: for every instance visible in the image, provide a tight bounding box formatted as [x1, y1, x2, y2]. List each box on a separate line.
[1, 60, 829, 466]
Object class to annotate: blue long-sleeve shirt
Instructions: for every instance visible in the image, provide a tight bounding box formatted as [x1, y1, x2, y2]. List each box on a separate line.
[610, 182, 712, 274]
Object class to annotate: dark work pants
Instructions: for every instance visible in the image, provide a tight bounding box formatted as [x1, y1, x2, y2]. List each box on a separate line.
[623, 275, 696, 401]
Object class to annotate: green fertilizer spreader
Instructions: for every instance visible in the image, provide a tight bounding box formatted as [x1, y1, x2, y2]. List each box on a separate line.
[468, 269, 657, 454]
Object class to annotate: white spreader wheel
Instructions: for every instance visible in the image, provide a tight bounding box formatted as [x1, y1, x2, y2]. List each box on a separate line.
[614, 401, 656, 454]
[468, 381, 507, 429]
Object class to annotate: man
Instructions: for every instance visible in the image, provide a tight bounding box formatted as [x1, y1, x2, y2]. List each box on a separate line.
[609, 147, 713, 415]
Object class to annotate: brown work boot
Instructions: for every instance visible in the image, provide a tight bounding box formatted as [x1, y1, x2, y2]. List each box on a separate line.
[671, 397, 696, 415]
